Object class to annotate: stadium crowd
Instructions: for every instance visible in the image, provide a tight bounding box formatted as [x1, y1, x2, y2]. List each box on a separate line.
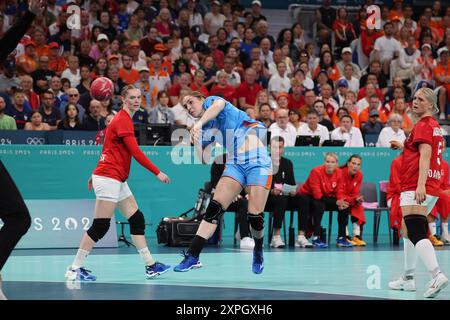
[0, 0, 449, 148]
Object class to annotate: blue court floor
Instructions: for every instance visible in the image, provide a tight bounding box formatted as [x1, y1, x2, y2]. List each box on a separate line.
[3, 237, 450, 300]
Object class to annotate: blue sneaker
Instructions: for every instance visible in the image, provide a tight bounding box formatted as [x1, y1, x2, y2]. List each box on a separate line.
[65, 266, 97, 281]
[146, 262, 171, 279]
[336, 237, 354, 247]
[312, 238, 328, 248]
[173, 251, 202, 272]
[252, 249, 264, 274]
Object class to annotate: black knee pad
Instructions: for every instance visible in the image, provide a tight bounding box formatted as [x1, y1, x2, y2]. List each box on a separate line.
[404, 215, 428, 245]
[87, 218, 111, 242]
[203, 200, 224, 224]
[248, 212, 265, 231]
[128, 210, 145, 235]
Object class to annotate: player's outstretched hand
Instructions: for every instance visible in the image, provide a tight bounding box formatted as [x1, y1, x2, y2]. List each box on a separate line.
[190, 121, 202, 144]
[88, 177, 93, 190]
[28, 0, 47, 15]
[157, 172, 170, 184]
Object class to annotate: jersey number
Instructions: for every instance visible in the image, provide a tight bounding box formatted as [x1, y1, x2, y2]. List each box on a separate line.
[437, 141, 443, 166]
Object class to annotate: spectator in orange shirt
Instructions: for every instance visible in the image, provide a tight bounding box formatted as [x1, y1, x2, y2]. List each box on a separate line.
[32, 28, 49, 58]
[313, 51, 340, 83]
[414, 15, 441, 46]
[332, 100, 360, 128]
[359, 95, 388, 125]
[16, 40, 38, 75]
[119, 54, 140, 85]
[392, 97, 413, 134]
[47, 42, 67, 76]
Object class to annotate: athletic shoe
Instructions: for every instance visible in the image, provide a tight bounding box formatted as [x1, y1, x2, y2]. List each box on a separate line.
[173, 251, 202, 272]
[346, 236, 357, 246]
[0, 274, 6, 300]
[145, 262, 171, 279]
[388, 276, 416, 291]
[336, 237, 354, 247]
[240, 237, 255, 250]
[352, 236, 367, 246]
[312, 237, 328, 248]
[440, 234, 450, 245]
[295, 235, 313, 248]
[270, 235, 285, 248]
[424, 272, 449, 298]
[65, 266, 97, 281]
[252, 249, 264, 274]
[429, 235, 444, 246]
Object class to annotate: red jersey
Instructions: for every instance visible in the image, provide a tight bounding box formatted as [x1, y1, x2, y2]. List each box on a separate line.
[93, 109, 160, 182]
[299, 165, 341, 199]
[400, 116, 443, 196]
[337, 165, 365, 225]
[210, 84, 235, 103]
[387, 155, 403, 201]
[440, 160, 450, 191]
[336, 167, 363, 206]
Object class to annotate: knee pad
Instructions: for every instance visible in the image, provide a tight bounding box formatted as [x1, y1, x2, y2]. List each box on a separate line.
[203, 200, 224, 224]
[128, 210, 145, 235]
[404, 215, 427, 245]
[87, 218, 111, 242]
[248, 212, 265, 231]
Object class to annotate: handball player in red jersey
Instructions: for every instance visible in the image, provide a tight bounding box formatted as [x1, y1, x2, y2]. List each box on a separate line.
[65, 85, 171, 281]
[389, 87, 448, 298]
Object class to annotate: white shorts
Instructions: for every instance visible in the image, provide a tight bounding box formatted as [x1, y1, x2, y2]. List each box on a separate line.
[400, 191, 438, 214]
[92, 174, 133, 203]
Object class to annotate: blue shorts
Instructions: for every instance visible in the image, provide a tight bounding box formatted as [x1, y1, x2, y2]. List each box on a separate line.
[223, 162, 272, 189]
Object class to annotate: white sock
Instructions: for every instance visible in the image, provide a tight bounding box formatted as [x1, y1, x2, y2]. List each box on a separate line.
[137, 247, 155, 267]
[429, 222, 437, 236]
[403, 238, 417, 278]
[72, 249, 90, 269]
[345, 226, 349, 236]
[442, 223, 449, 238]
[352, 222, 360, 236]
[415, 239, 441, 278]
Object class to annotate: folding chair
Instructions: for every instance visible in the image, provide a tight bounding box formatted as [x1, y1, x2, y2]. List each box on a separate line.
[361, 182, 390, 243]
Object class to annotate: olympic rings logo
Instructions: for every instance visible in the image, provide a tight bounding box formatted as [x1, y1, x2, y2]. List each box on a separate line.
[26, 137, 46, 145]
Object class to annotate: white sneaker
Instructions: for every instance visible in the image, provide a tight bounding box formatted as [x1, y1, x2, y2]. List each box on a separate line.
[295, 235, 313, 248]
[424, 272, 449, 298]
[240, 237, 255, 250]
[388, 276, 416, 291]
[270, 235, 285, 248]
[0, 274, 7, 300]
[440, 113, 446, 120]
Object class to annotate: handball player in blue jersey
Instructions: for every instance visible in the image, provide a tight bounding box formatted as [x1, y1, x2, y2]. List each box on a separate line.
[174, 91, 272, 274]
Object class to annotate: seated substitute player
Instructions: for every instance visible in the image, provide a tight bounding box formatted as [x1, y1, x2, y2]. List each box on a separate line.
[174, 91, 272, 274]
[65, 85, 171, 281]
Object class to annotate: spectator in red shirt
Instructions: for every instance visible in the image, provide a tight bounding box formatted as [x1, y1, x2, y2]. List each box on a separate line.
[210, 71, 236, 105]
[235, 68, 263, 110]
[207, 35, 225, 70]
[169, 72, 192, 106]
[190, 70, 209, 97]
[288, 78, 306, 117]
